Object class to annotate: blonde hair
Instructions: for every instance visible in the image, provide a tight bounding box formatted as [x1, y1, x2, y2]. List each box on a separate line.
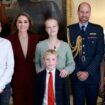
[43, 49, 58, 59]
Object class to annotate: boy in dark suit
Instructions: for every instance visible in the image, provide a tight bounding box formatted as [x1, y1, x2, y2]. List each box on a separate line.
[35, 49, 70, 105]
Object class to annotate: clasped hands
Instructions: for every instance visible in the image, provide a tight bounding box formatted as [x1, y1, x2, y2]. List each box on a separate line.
[77, 71, 89, 81]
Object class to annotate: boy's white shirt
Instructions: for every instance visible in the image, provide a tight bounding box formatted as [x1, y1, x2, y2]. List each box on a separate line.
[0, 38, 14, 92]
[42, 69, 56, 105]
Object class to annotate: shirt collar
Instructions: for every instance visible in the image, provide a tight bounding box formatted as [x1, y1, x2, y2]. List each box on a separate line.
[79, 22, 88, 30]
[46, 68, 56, 75]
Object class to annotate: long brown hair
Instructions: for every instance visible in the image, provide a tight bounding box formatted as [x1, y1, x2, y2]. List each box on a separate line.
[11, 12, 33, 34]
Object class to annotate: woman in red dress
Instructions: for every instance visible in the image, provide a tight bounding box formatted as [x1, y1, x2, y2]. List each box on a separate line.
[7, 12, 40, 105]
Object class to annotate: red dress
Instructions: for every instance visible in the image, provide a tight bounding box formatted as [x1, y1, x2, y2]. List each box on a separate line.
[7, 33, 40, 105]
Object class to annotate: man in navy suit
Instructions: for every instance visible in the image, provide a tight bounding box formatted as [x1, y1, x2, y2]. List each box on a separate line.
[35, 49, 70, 105]
[67, 2, 104, 105]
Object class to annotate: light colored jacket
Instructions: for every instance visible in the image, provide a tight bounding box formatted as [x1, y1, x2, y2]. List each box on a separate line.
[0, 38, 14, 91]
[35, 40, 75, 74]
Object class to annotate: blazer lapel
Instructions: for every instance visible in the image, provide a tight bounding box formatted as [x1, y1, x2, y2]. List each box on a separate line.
[84, 23, 91, 37]
[76, 23, 81, 34]
[55, 70, 59, 100]
[42, 70, 46, 95]
[75, 23, 82, 37]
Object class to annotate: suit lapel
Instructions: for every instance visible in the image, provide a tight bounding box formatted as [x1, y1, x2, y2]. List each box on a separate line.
[71, 23, 81, 42]
[75, 23, 82, 37]
[55, 70, 59, 100]
[42, 70, 46, 95]
[76, 23, 81, 34]
[84, 23, 91, 37]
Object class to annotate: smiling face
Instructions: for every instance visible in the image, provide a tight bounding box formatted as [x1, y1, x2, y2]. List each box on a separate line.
[78, 3, 91, 24]
[44, 53, 58, 71]
[45, 19, 59, 37]
[16, 15, 30, 33]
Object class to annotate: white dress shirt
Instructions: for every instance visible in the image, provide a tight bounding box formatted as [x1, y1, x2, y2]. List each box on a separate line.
[42, 69, 56, 105]
[0, 38, 14, 92]
[79, 22, 88, 31]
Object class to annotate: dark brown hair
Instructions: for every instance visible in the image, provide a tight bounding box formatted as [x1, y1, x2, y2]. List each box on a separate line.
[11, 12, 33, 34]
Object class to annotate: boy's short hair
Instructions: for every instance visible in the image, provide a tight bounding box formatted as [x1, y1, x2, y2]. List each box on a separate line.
[43, 49, 59, 59]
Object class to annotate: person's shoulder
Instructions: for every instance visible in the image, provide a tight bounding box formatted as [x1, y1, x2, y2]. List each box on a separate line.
[89, 22, 103, 29]
[36, 70, 46, 78]
[61, 40, 70, 47]
[36, 39, 46, 47]
[28, 32, 40, 38]
[0, 37, 11, 46]
[67, 23, 78, 28]
[6, 33, 17, 40]
[28, 33, 40, 43]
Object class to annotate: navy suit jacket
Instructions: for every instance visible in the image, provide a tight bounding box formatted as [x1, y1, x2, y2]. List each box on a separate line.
[35, 69, 70, 105]
[68, 22, 104, 84]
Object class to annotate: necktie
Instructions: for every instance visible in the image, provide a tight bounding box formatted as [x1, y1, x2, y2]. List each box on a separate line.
[48, 72, 54, 105]
[81, 25, 85, 36]
[81, 25, 85, 62]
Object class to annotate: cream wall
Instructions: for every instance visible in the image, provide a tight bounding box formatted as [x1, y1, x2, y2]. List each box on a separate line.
[68, 0, 105, 29]
[66, 0, 105, 38]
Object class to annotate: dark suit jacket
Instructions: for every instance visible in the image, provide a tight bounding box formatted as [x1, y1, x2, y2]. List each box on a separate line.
[36, 69, 70, 105]
[68, 22, 104, 84]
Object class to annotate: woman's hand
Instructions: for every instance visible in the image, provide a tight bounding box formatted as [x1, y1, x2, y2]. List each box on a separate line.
[60, 69, 69, 78]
